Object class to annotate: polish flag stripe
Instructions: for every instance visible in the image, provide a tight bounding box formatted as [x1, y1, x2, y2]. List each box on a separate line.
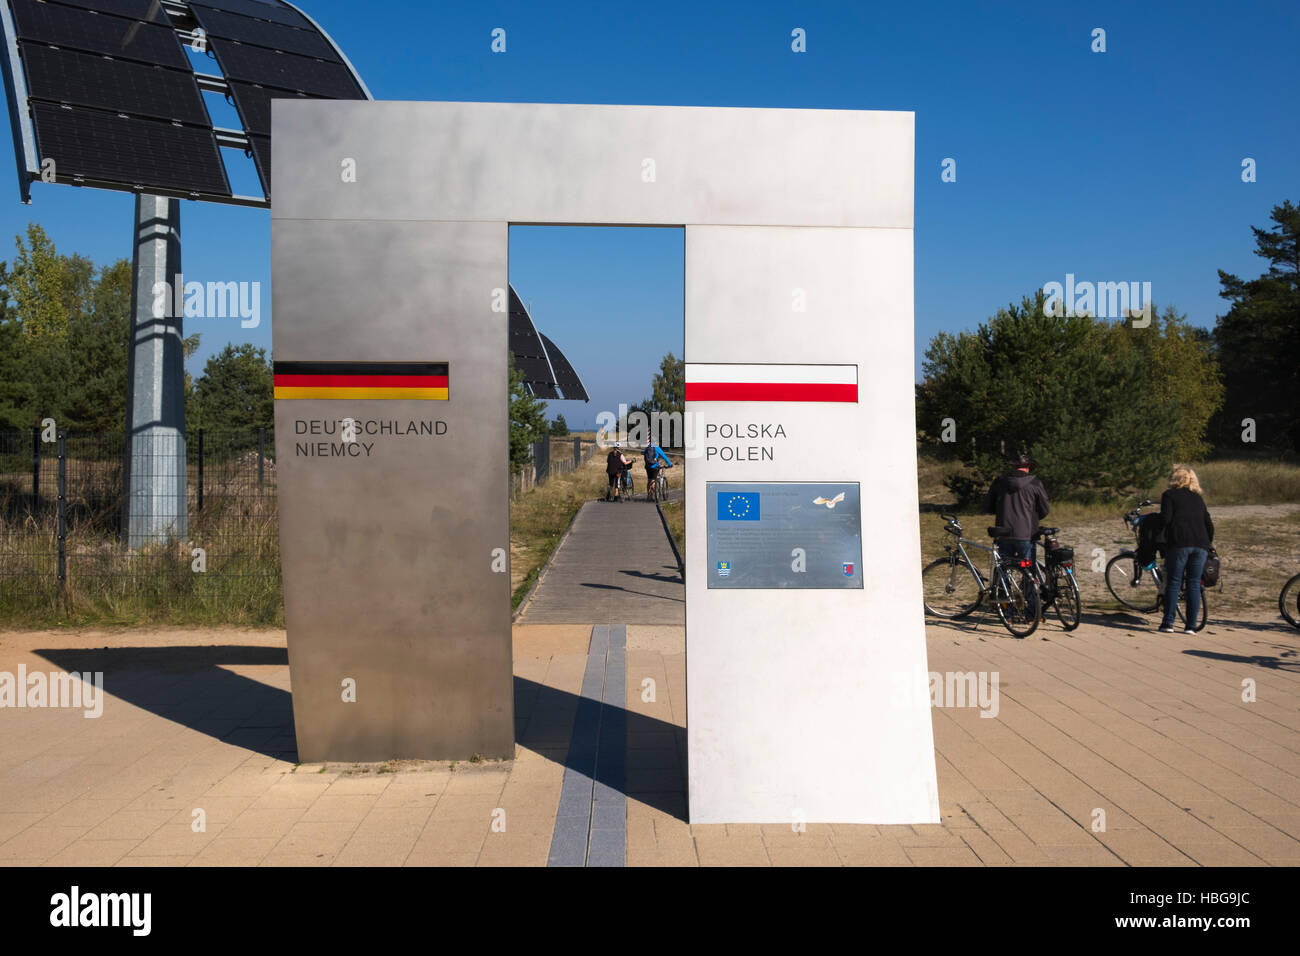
[684, 364, 857, 402]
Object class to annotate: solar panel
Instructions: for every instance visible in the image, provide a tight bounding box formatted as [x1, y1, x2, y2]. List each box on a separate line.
[31, 101, 231, 195]
[22, 44, 209, 124]
[11, 0, 189, 69]
[540, 333, 590, 402]
[224, 79, 312, 134]
[191, 0, 310, 30]
[47, 0, 171, 24]
[509, 286, 558, 398]
[245, 130, 269, 192]
[190, 4, 336, 59]
[1, 0, 368, 205]
[208, 36, 361, 97]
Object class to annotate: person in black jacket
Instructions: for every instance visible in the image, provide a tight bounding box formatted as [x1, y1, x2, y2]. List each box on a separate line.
[980, 454, 1050, 563]
[1158, 464, 1214, 634]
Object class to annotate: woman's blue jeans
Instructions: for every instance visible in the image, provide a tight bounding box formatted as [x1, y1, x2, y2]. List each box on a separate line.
[1161, 546, 1208, 629]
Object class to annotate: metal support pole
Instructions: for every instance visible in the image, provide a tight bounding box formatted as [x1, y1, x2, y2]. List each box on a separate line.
[258, 427, 265, 495]
[123, 194, 187, 549]
[30, 424, 38, 515]
[56, 429, 66, 590]
[196, 429, 204, 512]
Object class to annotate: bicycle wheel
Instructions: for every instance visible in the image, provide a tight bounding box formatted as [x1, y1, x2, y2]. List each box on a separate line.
[1105, 553, 1161, 612]
[922, 556, 983, 619]
[1050, 567, 1082, 631]
[995, 567, 1041, 638]
[1280, 574, 1300, 629]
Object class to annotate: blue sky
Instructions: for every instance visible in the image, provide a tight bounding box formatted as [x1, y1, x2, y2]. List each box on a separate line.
[2, 0, 1297, 428]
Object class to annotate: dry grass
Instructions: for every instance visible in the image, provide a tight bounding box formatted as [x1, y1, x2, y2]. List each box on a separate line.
[508, 448, 610, 609]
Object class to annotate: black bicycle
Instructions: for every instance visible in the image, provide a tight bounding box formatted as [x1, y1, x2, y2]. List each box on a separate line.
[921, 513, 1041, 638]
[1031, 526, 1081, 631]
[1281, 573, 1300, 629]
[1104, 498, 1207, 630]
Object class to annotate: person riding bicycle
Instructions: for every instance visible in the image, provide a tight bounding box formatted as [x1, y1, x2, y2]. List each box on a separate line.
[643, 440, 673, 497]
[980, 453, 1050, 564]
[605, 444, 632, 501]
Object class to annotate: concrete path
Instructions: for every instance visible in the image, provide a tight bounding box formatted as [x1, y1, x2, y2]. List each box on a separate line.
[0, 613, 1297, 865]
[517, 500, 684, 626]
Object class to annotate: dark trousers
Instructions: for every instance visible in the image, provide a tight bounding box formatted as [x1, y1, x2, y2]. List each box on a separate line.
[1161, 546, 1208, 629]
[996, 539, 1035, 564]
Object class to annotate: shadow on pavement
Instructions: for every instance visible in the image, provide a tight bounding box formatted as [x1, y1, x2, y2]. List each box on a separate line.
[34, 644, 296, 761]
[621, 567, 683, 585]
[32, 645, 690, 819]
[579, 581, 685, 603]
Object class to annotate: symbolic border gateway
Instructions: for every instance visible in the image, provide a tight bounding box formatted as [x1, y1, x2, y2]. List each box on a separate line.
[272, 100, 938, 824]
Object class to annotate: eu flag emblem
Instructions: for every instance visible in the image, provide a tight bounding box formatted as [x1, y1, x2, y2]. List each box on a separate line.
[717, 492, 760, 521]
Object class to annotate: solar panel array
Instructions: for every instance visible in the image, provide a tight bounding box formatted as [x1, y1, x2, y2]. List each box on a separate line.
[539, 332, 589, 402]
[508, 286, 589, 403]
[2, 0, 367, 204]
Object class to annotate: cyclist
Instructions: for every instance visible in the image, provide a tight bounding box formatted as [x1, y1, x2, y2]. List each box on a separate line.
[606, 444, 632, 501]
[980, 453, 1050, 564]
[643, 440, 674, 499]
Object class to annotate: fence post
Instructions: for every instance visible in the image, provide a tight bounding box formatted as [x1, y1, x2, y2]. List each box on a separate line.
[31, 425, 39, 515]
[257, 427, 265, 496]
[197, 429, 205, 511]
[56, 430, 67, 591]
[573, 436, 580, 470]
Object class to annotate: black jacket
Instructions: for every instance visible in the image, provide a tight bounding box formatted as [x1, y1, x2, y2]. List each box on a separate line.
[980, 471, 1050, 540]
[1159, 487, 1214, 550]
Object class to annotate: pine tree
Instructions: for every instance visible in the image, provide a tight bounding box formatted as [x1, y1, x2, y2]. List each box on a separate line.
[1212, 199, 1300, 453]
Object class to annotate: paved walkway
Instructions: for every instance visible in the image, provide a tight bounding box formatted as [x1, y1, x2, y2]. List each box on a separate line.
[0, 613, 1295, 865]
[516, 500, 684, 625]
[625, 616, 1300, 865]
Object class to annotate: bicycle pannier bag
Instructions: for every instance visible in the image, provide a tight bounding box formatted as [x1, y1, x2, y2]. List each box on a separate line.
[1201, 551, 1220, 587]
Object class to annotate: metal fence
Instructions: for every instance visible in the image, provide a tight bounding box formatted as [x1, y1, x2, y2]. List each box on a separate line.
[0, 428, 277, 599]
[510, 436, 597, 499]
[2, 428, 596, 602]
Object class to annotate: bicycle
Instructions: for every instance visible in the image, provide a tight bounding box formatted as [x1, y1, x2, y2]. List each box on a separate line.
[921, 512, 1042, 638]
[645, 461, 672, 502]
[1030, 526, 1081, 631]
[1104, 499, 1207, 630]
[619, 463, 635, 501]
[1280, 573, 1300, 629]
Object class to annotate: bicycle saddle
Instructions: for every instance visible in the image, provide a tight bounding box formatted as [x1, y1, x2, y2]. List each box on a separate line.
[988, 526, 1011, 538]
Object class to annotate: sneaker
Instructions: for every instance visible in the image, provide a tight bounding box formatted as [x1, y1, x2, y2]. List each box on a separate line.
[1158, 626, 1176, 633]
[1183, 628, 1198, 634]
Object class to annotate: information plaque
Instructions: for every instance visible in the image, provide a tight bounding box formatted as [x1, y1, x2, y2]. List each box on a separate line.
[705, 481, 863, 589]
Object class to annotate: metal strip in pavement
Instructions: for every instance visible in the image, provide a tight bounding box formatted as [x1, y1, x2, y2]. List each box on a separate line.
[547, 624, 627, 867]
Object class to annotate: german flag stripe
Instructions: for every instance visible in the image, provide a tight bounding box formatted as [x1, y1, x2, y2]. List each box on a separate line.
[273, 374, 448, 389]
[272, 361, 450, 400]
[274, 386, 449, 401]
[273, 361, 448, 377]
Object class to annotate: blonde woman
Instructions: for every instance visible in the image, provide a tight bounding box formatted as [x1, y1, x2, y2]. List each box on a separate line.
[1158, 464, 1214, 634]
